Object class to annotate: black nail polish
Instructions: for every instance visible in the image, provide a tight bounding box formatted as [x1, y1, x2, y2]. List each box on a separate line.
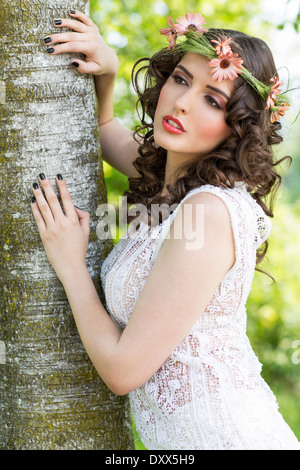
[69, 9, 76, 14]
[44, 37, 51, 44]
[33, 182, 39, 190]
[57, 174, 63, 180]
[31, 196, 36, 203]
[54, 19, 62, 25]
[47, 47, 55, 54]
[39, 173, 46, 180]
[71, 61, 79, 68]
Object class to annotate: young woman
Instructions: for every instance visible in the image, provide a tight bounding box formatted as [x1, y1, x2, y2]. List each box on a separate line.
[31, 10, 300, 450]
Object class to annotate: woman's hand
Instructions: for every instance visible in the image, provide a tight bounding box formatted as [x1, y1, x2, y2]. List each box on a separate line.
[31, 174, 90, 282]
[44, 10, 119, 76]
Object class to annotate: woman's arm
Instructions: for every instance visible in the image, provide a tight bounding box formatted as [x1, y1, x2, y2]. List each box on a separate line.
[31, 176, 235, 395]
[47, 10, 140, 178]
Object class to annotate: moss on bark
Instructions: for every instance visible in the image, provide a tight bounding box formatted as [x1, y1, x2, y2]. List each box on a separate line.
[0, 0, 134, 450]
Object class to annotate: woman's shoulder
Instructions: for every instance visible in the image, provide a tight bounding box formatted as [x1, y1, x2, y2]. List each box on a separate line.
[184, 181, 247, 196]
[179, 182, 250, 212]
[183, 182, 263, 213]
[179, 185, 233, 227]
[179, 182, 272, 249]
[154, 182, 271, 263]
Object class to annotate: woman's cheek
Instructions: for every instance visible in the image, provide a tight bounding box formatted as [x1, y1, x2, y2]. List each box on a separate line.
[198, 118, 231, 144]
[155, 85, 168, 118]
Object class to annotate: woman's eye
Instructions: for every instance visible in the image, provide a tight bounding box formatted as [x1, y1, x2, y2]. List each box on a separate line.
[171, 74, 188, 86]
[205, 95, 222, 109]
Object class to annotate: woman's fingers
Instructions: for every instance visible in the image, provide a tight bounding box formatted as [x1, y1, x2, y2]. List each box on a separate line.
[52, 17, 88, 34]
[74, 207, 90, 237]
[30, 174, 90, 280]
[44, 11, 103, 73]
[52, 10, 96, 33]
[32, 181, 55, 227]
[31, 195, 47, 235]
[32, 174, 64, 224]
[68, 9, 95, 27]
[69, 59, 99, 74]
[43, 10, 117, 76]
[44, 32, 90, 46]
[46, 40, 95, 56]
[31, 174, 78, 227]
[55, 175, 78, 220]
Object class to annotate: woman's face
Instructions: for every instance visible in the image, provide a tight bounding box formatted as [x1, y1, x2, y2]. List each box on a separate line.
[154, 53, 233, 163]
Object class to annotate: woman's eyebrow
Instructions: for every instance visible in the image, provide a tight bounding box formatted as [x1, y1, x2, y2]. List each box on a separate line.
[176, 65, 230, 101]
[176, 64, 193, 79]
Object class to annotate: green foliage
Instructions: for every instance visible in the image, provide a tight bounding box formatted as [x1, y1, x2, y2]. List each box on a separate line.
[282, 133, 300, 202]
[247, 201, 300, 439]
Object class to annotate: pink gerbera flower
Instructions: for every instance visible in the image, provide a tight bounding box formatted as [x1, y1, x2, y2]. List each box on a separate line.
[175, 13, 208, 35]
[208, 53, 244, 81]
[265, 76, 284, 110]
[160, 16, 178, 50]
[211, 36, 233, 56]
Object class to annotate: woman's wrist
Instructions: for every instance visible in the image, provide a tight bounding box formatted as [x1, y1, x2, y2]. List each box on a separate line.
[57, 262, 90, 288]
[99, 117, 114, 126]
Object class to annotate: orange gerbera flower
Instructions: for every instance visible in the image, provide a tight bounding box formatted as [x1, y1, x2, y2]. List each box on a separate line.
[270, 103, 290, 123]
[160, 16, 176, 37]
[265, 76, 284, 110]
[160, 17, 178, 50]
[211, 36, 232, 56]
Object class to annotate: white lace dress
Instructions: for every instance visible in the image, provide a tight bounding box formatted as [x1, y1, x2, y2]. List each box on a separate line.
[100, 184, 300, 450]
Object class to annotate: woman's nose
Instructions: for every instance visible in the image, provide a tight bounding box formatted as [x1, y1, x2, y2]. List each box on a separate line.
[174, 89, 193, 115]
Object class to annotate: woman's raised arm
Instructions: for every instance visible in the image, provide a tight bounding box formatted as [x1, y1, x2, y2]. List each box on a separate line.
[45, 10, 140, 178]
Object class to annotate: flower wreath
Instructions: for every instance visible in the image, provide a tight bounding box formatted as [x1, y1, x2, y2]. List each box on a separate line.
[160, 13, 290, 123]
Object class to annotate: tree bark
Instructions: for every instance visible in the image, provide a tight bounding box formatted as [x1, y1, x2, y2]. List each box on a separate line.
[0, 0, 134, 450]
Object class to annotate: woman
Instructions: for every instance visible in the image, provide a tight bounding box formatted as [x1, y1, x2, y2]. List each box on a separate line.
[31, 10, 300, 449]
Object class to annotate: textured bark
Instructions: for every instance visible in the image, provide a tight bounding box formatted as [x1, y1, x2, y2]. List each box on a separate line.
[0, 0, 134, 450]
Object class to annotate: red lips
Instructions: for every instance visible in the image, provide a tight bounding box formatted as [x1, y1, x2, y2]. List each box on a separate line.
[162, 115, 185, 135]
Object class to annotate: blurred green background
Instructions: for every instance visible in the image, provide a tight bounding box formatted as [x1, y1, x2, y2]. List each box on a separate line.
[90, 0, 300, 448]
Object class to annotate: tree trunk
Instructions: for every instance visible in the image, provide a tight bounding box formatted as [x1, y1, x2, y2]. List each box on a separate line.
[0, 0, 134, 450]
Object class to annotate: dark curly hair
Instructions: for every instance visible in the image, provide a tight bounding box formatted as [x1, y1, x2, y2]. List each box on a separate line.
[123, 29, 291, 272]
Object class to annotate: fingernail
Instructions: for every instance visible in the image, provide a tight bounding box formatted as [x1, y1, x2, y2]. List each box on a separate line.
[31, 196, 36, 203]
[71, 61, 79, 68]
[47, 47, 55, 54]
[57, 174, 63, 180]
[39, 173, 46, 180]
[44, 37, 51, 44]
[69, 9, 76, 14]
[33, 183, 39, 190]
[54, 19, 62, 25]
